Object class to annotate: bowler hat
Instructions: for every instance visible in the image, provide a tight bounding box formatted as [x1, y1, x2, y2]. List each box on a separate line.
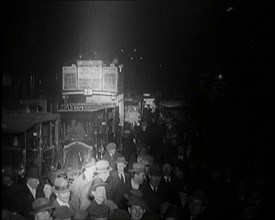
[127, 190, 149, 210]
[128, 163, 146, 174]
[188, 190, 208, 206]
[115, 156, 128, 164]
[25, 166, 40, 179]
[94, 160, 112, 173]
[31, 197, 53, 214]
[52, 177, 71, 193]
[106, 142, 117, 151]
[141, 121, 147, 126]
[148, 164, 162, 177]
[89, 177, 107, 194]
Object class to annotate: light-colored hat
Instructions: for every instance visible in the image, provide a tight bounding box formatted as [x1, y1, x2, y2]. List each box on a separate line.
[52, 177, 71, 193]
[128, 163, 146, 174]
[82, 157, 96, 169]
[106, 142, 117, 151]
[94, 160, 112, 173]
[31, 197, 53, 214]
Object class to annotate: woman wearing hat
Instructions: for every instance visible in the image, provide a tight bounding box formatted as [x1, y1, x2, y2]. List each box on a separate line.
[51, 177, 77, 220]
[41, 178, 56, 203]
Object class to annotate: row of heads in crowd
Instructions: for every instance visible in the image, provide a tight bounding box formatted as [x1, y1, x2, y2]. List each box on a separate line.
[2, 157, 209, 220]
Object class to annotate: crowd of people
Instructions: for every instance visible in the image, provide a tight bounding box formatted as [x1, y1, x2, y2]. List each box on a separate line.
[2, 107, 271, 220]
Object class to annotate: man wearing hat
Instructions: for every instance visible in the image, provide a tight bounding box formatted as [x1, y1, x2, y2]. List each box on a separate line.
[51, 177, 77, 220]
[158, 160, 179, 206]
[126, 189, 149, 220]
[70, 157, 96, 219]
[79, 160, 112, 211]
[140, 163, 162, 215]
[117, 162, 147, 210]
[187, 189, 209, 220]
[108, 156, 131, 206]
[87, 177, 117, 220]
[2, 165, 22, 213]
[31, 197, 53, 220]
[15, 166, 43, 220]
[102, 142, 122, 170]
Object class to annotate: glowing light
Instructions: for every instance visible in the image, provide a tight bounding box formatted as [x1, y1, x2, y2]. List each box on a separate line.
[227, 7, 234, 12]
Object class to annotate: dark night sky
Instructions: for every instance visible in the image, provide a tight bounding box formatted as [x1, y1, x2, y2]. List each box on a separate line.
[3, 1, 272, 98]
[2, 0, 273, 173]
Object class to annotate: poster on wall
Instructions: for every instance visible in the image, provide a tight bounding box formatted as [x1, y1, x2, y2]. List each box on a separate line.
[77, 65, 102, 90]
[62, 65, 77, 90]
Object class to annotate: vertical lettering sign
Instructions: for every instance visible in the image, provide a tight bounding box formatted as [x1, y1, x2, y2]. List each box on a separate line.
[77, 65, 102, 90]
[62, 65, 77, 90]
[103, 67, 118, 92]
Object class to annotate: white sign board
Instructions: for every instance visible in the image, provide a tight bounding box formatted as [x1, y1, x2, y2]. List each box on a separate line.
[103, 67, 118, 92]
[62, 65, 77, 90]
[77, 66, 102, 90]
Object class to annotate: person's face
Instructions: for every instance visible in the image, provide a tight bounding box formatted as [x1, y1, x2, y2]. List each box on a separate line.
[108, 149, 116, 156]
[85, 166, 95, 178]
[141, 124, 147, 131]
[92, 186, 106, 204]
[71, 120, 76, 126]
[56, 191, 70, 203]
[35, 211, 52, 220]
[163, 164, 172, 176]
[98, 171, 110, 182]
[135, 172, 145, 185]
[170, 137, 179, 146]
[189, 199, 205, 217]
[117, 162, 126, 173]
[177, 146, 184, 155]
[128, 205, 146, 220]
[43, 184, 52, 198]
[149, 175, 161, 188]
[174, 167, 184, 180]
[28, 178, 40, 189]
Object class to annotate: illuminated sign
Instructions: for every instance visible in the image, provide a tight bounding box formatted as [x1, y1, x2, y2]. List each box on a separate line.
[78, 65, 102, 90]
[59, 103, 116, 112]
[62, 65, 77, 90]
[103, 67, 118, 92]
